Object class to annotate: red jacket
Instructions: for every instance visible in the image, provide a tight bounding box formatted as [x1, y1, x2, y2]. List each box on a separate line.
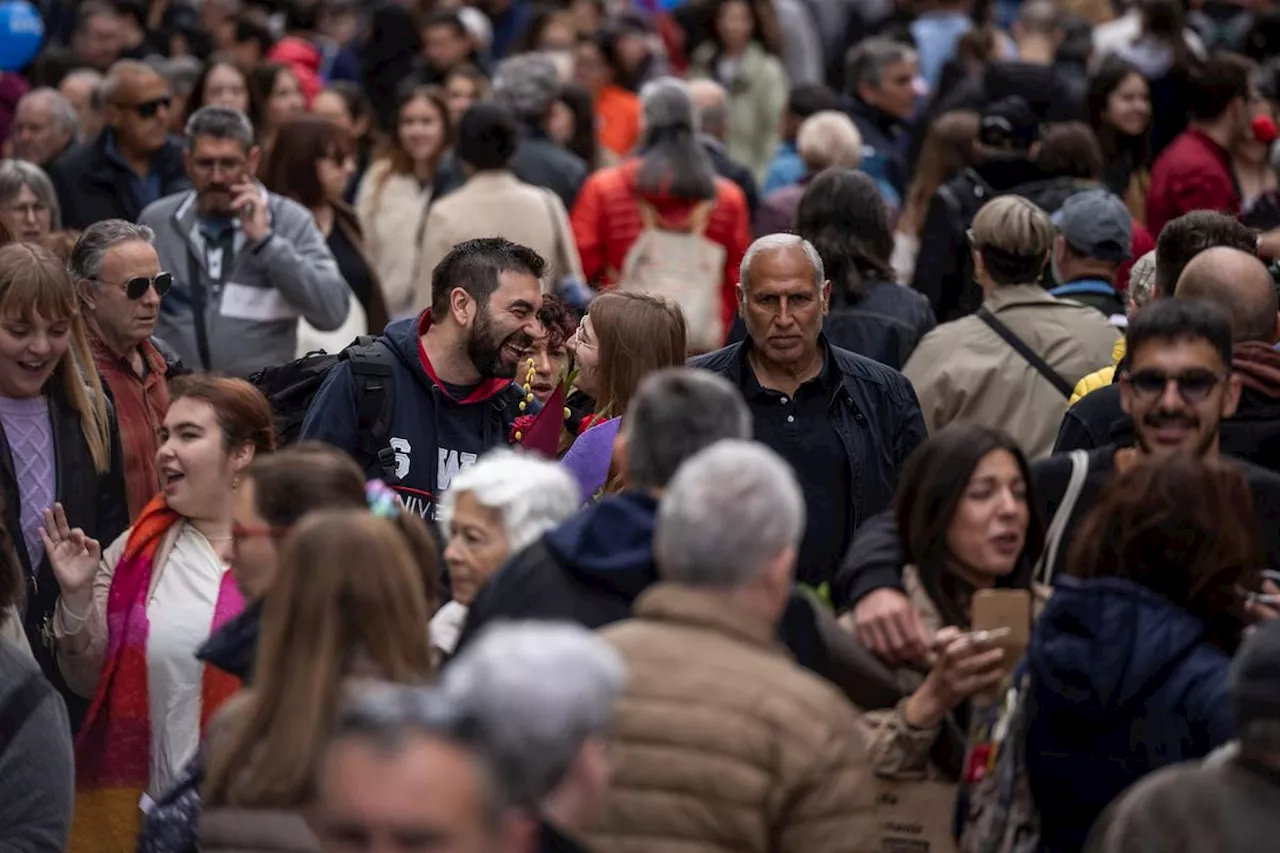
[91, 335, 170, 522]
[1147, 127, 1241, 236]
[571, 159, 751, 336]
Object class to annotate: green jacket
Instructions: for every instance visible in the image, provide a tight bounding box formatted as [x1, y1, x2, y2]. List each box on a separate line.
[690, 41, 789, 183]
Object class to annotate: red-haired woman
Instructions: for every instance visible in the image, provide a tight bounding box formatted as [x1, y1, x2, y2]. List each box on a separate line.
[43, 376, 276, 853]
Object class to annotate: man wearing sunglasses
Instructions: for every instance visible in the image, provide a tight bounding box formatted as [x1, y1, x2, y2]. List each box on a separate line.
[48, 59, 190, 230]
[71, 220, 181, 522]
[838, 298, 1280, 664]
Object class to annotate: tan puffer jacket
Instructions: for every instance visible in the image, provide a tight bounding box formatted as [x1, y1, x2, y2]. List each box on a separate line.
[594, 583, 879, 853]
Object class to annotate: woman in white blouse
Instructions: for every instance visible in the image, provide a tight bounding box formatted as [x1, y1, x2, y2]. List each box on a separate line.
[356, 84, 453, 320]
[42, 375, 276, 853]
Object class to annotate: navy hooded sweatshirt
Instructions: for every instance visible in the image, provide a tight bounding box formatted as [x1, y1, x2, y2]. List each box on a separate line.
[1025, 574, 1234, 853]
[299, 310, 528, 520]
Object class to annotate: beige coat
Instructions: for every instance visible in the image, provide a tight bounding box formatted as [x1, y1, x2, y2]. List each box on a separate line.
[355, 160, 432, 319]
[414, 170, 583, 309]
[904, 284, 1121, 459]
[595, 583, 879, 853]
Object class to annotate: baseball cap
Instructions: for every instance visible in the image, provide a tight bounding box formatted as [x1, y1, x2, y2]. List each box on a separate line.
[1054, 189, 1133, 263]
[979, 96, 1039, 150]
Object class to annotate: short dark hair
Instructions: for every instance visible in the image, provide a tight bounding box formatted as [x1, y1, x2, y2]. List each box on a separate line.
[624, 368, 752, 492]
[1034, 121, 1103, 180]
[1154, 211, 1258, 297]
[233, 16, 275, 53]
[423, 9, 468, 37]
[787, 83, 839, 119]
[1126, 298, 1234, 371]
[896, 423, 1043, 629]
[457, 102, 519, 171]
[429, 238, 547, 318]
[1189, 54, 1253, 122]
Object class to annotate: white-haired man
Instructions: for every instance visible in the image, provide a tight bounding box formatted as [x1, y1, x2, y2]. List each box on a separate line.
[595, 440, 877, 853]
[691, 232, 926, 589]
[445, 621, 625, 853]
[13, 88, 80, 167]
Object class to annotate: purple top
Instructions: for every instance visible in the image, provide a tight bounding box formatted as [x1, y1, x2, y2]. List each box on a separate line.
[560, 417, 622, 503]
[0, 395, 54, 569]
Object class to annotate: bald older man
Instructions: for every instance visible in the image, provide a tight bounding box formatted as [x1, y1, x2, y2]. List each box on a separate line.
[688, 78, 759, 215]
[48, 59, 190, 229]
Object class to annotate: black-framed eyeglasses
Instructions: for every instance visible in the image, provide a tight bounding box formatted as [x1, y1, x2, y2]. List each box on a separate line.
[1121, 368, 1228, 404]
[122, 95, 172, 118]
[91, 272, 174, 300]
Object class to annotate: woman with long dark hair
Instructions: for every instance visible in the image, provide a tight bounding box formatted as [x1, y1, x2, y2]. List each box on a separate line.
[311, 81, 381, 204]
[570, 77, 750, 352]
[858, 423, 1042, 794]
[262, 115, 389, 345]
[796, 168, 935, 369]
[1089, 57, 1154, 225]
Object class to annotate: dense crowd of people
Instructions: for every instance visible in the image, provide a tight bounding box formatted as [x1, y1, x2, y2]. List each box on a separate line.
[6, 0, 1280, 851]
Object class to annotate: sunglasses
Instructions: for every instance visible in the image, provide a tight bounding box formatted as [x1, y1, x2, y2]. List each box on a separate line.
[1122, 368, 1227, 404]
[92, 272, 174, 300]
[127, 96, 173, 118]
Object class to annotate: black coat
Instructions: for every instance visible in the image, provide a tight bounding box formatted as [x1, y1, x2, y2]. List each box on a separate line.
[845, 97, 912, 199]
[825, 279, 937, 370]
[48, 130, 191, 230]
[690, 337, 926, 532]
[8, 380, 128, 729]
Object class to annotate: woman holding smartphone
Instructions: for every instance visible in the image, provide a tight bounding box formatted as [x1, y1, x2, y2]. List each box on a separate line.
[852, 423, 1042, 786]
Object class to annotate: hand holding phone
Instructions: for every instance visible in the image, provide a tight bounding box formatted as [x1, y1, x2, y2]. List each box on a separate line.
[903, 625, 1006, 729]
[231, 182, 268, 242]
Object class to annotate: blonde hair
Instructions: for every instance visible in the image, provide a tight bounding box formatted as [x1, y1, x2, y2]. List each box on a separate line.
[970, 195, 1054, 255]
[202, 510, 436, 808]
[0, 243, 110, 472]
[797, 110, 863, 172]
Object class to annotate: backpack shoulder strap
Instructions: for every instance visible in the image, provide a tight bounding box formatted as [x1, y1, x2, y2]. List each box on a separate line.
[1033, 449, 1090, 587]
[346, 336, 398, 483]
[0, 670, 54, 758]
[976, 307, 1074, 397]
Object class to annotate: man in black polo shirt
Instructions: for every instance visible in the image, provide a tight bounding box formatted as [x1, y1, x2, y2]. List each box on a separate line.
[691, 233, 927, 587]
[839, 298, 1280, 662]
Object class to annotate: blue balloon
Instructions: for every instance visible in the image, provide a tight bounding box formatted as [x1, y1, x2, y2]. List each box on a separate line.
[0, 1, 43, 73]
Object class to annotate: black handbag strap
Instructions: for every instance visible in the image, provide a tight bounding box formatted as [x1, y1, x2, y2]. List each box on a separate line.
[187, 249, 211, 371]
[977, 307, 1073, 397]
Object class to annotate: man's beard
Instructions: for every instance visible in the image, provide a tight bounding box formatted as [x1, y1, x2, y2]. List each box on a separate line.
[467, 306, 529, 380]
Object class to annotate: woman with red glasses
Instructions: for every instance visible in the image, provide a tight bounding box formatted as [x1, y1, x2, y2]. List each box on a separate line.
[41, 374, 274, 853]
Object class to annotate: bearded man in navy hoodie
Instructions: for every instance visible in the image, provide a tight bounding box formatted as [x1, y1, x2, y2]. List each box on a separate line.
[300, 237, 544, 520]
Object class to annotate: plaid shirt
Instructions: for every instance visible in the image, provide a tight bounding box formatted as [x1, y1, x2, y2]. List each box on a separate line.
[91, 333, 170, 522]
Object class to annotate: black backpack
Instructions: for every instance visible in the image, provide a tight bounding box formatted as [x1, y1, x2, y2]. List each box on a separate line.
[248, 336, 399, 482]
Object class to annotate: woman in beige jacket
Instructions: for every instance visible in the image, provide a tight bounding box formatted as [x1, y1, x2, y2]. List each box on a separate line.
[851, 424, 1043, 801]
[356, 85, 453, 319]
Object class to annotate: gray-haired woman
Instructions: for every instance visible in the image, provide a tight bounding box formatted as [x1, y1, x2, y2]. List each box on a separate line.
[433, 448, 581, 657]
[0, 159, 61, 246]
